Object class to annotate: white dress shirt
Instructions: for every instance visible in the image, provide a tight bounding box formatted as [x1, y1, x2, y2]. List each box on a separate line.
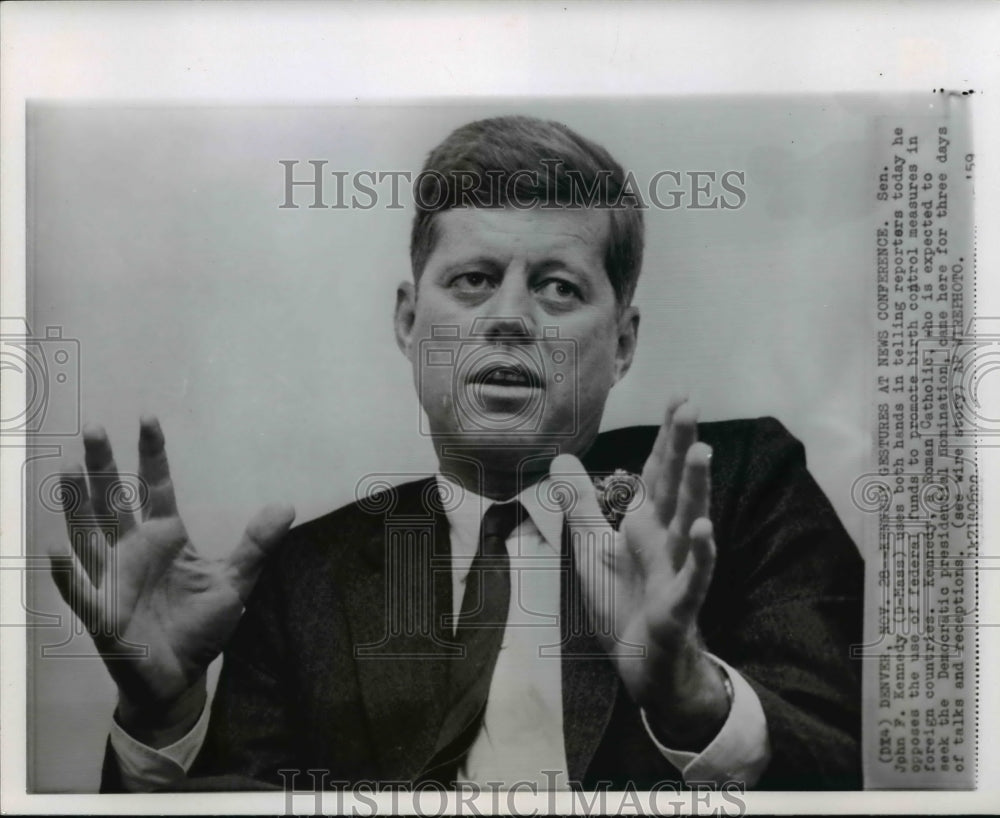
[110, 474, 771, 791]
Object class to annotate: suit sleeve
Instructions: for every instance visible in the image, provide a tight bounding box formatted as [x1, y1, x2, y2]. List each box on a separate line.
[701, 417, 864, 790]
[97, 551, 296, 793]
[185, 551, 300, 788]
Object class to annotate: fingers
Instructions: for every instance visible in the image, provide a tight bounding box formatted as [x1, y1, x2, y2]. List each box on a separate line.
[645, 402, 699, 529]
[138, 415, 179, 519]
[668, 442, 712, 572]
[674, 518, 716, 622]
[48, 549, 106, 632]
[656, 402, 699, 525]
[641, 395, 689, 487]
[224, 504, 296, 604]
[59, 463, 105, 583]
[83, 424, 137, 537]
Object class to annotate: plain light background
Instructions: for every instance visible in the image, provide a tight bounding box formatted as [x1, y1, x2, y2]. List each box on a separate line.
[24, 95, 931, 791]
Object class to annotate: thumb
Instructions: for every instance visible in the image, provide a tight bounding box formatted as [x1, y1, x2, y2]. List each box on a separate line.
[225, 503, 296, 604]
[47, 548, 105, 631]
[549, 454, 606, 530]
[550, 452, 615, 567]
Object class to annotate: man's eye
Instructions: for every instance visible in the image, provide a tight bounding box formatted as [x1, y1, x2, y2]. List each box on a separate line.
[537, 278, 582, 300]
[452, 272, 495, 291]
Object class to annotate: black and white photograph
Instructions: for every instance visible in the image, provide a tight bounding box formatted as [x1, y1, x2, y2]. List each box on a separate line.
[2, 3, 997, 815]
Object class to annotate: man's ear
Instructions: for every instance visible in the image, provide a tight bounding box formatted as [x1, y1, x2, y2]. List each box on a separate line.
[613, 305, 640, 383]
[394, 281, 417, 359]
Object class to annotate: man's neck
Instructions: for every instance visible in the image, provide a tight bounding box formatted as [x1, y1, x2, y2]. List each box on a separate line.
[433, 439, 594, 501]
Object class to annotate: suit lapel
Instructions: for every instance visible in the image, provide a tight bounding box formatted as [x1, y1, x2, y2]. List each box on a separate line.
[340, 478, 460, 780]
[560, 430, 666, 782]
[341, 457, 646, 783]
[560, 436, 657, 781]
[559, 520, 620, 783]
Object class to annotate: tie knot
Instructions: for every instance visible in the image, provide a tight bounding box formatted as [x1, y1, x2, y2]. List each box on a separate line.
[481, 500, 526, 545]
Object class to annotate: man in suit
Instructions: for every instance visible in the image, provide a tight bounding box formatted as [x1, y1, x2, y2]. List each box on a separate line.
[51, 115, 863, 793]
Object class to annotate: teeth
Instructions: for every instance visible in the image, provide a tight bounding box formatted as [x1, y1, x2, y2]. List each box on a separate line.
[484, 368, 529, 385]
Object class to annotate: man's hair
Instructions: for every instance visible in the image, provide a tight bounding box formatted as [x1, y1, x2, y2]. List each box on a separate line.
[409, 115, 645, 305]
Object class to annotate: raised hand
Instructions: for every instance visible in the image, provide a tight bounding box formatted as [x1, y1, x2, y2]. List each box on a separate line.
[551, 398, 729, 750]
[48, 416, 295, 744]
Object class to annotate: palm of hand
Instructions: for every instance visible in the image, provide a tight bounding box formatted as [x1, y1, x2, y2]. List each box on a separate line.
[553, 400, 716, 706]
[102, 521, 246, 705]
[601, 503, 709, 698]
[49, 417, 294, 712]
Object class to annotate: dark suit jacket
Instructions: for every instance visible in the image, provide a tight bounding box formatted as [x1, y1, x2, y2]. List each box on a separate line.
[103, 418, 864, 791]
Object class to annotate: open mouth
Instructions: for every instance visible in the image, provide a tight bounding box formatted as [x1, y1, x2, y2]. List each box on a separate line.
[470, 361, 542, 389]
[456, 351, 547, 427]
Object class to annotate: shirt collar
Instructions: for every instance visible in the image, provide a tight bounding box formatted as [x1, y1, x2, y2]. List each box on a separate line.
[435, 473, 565, 558]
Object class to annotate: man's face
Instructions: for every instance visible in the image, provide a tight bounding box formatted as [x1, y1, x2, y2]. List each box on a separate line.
[395, 206, 639, 462]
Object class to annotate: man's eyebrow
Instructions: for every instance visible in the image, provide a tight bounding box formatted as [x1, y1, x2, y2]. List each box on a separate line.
[436, 256, 506, 276]
[530, 258, 591, 280]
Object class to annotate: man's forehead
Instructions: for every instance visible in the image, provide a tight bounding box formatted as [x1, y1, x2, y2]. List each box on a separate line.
[429, 206, 610, 260]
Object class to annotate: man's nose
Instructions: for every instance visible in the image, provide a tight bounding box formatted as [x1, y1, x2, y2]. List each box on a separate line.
[475, 271, 536, 341]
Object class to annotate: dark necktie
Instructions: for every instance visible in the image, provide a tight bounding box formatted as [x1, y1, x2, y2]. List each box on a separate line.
[421, 500, 526, 782]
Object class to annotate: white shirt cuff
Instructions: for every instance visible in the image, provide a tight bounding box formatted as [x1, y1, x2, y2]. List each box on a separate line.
[641, 654, 771, 787]
[108, 699, 211, 792]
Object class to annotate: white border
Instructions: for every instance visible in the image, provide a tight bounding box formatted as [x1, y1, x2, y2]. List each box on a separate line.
[3, 1, 999, 813]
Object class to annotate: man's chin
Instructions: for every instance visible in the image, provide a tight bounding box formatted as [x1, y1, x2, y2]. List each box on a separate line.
[431, 427, 558, 448]
[426, 422, 592, 458]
